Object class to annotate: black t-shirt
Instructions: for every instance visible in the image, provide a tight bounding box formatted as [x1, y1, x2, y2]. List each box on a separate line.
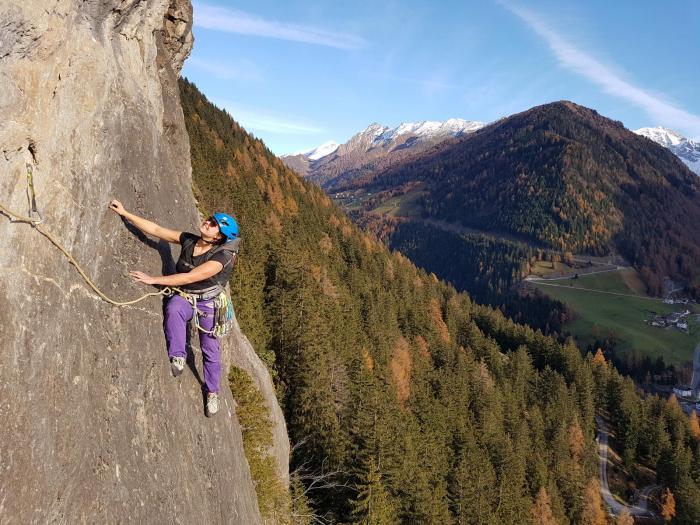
[176, 232, 234, 292]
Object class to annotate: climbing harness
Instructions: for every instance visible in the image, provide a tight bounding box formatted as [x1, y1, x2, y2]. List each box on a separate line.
[0, 202, 176, 306]
[172, 286, 235, 338]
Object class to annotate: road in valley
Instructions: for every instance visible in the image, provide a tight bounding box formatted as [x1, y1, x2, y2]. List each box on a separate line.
[528, 279, 663, 302]
[596, 416, 659, 518]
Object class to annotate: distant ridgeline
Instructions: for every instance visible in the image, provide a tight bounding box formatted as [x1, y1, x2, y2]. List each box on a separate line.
[331, 101, 700, 299]
[180, 79, 700, 524]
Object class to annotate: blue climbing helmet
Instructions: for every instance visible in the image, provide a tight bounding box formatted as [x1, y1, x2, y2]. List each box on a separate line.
[212, 212, 239, 241]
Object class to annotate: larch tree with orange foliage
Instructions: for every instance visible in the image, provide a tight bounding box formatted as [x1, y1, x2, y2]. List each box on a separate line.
[581, 478, 607, 525]
[592, 348, 607, 366]
[531, 486, 559, 525]
[615, 509, 633, 525]
[661, 488, 676, 522]
[689, 411, 700, 441]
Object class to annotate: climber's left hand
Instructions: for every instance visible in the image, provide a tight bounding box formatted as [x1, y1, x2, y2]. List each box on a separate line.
[130, 270, 157, 285]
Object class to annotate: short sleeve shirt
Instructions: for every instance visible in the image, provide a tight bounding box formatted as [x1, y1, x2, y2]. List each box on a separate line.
[176, 232, 233, 292]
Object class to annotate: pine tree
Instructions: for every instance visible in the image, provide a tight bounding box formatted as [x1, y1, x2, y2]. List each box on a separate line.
[449, 438, 499, 525]
[351, 458, 398, 525]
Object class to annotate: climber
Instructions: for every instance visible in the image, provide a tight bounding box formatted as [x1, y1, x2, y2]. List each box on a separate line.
[109, 199, 239, 417]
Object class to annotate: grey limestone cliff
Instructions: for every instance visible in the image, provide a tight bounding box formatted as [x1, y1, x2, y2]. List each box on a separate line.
[0, 1, 287, 523]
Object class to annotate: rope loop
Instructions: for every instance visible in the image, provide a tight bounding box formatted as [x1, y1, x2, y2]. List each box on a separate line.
[0, 203, 172, 307]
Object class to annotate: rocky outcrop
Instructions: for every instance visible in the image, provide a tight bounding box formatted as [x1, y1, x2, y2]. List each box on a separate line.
[0, 1, 282, 523]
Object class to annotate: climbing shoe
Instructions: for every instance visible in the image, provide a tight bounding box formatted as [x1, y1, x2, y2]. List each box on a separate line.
[170, 356, 186, 377]
[206, 392, 219, 417]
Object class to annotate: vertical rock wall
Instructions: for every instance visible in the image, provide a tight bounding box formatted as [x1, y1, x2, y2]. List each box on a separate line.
[0, 1, 279, 523]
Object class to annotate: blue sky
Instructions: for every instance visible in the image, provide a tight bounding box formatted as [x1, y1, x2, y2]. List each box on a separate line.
[181, 0, 700, 155]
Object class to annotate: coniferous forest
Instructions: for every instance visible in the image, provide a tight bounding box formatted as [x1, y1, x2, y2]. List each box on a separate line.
[385, 220, 572, 333]
[180, 79, 700, 524]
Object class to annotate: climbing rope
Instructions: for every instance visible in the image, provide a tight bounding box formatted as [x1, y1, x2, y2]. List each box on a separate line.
[0, 202, 175, 307]
[2, 170, 230, 331]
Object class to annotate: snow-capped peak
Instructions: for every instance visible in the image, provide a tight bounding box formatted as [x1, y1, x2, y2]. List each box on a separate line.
[306, 141, 340, 160]
[635, 126, 700, 176]
[635, 126, 686, 147]
[289, 140, 340, 160]
[358, 123, 389, 140]
[376, 118, 485, 143]
[286, 118, 485, 164]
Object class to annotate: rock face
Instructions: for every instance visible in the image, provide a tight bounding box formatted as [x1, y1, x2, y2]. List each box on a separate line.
[0, 1, 284, 523]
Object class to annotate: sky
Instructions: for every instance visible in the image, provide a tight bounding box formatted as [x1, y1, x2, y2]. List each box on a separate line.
[181, 0, 700, 155]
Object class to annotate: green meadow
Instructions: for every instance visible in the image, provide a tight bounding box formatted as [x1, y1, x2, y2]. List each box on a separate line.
[532, 270, 700, 366]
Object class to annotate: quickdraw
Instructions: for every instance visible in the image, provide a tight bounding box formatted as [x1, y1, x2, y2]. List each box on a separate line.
[174, 288, 235, 339]
[26, 163, 43, 224]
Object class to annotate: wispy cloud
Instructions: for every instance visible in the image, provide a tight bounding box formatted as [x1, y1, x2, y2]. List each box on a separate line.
[186, 56, 262, 82]
[383, 73, 457, 96]
[215, 100, 324, 135]
[193, 2, 367, 50]
[500, 1, 700, 137]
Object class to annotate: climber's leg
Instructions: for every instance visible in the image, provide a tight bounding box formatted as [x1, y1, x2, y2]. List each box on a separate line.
[197, 300, 221, 394]
[164, 294, 194, 360]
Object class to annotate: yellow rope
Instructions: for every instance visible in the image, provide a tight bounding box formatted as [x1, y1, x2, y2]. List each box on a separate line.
[0, 202, 175, 306]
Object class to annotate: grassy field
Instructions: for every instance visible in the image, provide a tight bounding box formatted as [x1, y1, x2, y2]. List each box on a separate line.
[530, 260, 570, 277]
[532, 270, 700, 365]
[370, 190, 424, 218]
[558, 268, 645, 295]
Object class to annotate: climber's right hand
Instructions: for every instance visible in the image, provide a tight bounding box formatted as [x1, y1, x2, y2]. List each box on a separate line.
[109, 199, 126, 216]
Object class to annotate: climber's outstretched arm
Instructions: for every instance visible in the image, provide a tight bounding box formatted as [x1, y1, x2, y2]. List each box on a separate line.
[109, 199, 181, 244]
[130, 261, 224, 286]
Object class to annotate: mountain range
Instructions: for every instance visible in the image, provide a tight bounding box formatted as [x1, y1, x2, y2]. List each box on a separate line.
[281, 118, 484, 186]
[284, 121, 700, 185]
[309, 101, 700, 298]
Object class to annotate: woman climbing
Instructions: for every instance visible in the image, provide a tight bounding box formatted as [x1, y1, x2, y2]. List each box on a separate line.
[108, 199, 239, 417]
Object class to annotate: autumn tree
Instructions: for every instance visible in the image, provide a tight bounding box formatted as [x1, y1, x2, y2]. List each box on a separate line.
[592, 348, 606, 366]
[531, 486, 559, 525]
[615, 509, 633, 525]
[689, 411, 700, 441]
[661, 488, 676, 522]
[581, 478, 607, 525]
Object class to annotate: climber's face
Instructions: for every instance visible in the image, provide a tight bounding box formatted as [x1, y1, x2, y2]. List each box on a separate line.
[200, 217, 222, 241]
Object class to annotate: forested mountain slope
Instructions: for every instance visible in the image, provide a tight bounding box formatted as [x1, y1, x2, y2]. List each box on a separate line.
[180, 80, 700, 524]
[334, 101, 700, 296]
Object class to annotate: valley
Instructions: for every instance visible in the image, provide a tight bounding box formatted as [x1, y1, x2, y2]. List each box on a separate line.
[528, 269, 700, 365]
[287, 104, 700, 378]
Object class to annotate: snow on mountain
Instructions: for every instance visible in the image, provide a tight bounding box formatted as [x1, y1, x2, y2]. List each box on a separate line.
[281, 118, 486, 184]
[283, 118, 485, 166]
[371, 118, 484, 146]
[307, 141, 340, 160]
[635, 126, 700, 175]
[291, 140, 340, 161]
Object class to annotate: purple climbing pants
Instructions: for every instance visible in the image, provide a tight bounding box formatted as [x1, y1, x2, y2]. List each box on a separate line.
[164, 294, 221, 393]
